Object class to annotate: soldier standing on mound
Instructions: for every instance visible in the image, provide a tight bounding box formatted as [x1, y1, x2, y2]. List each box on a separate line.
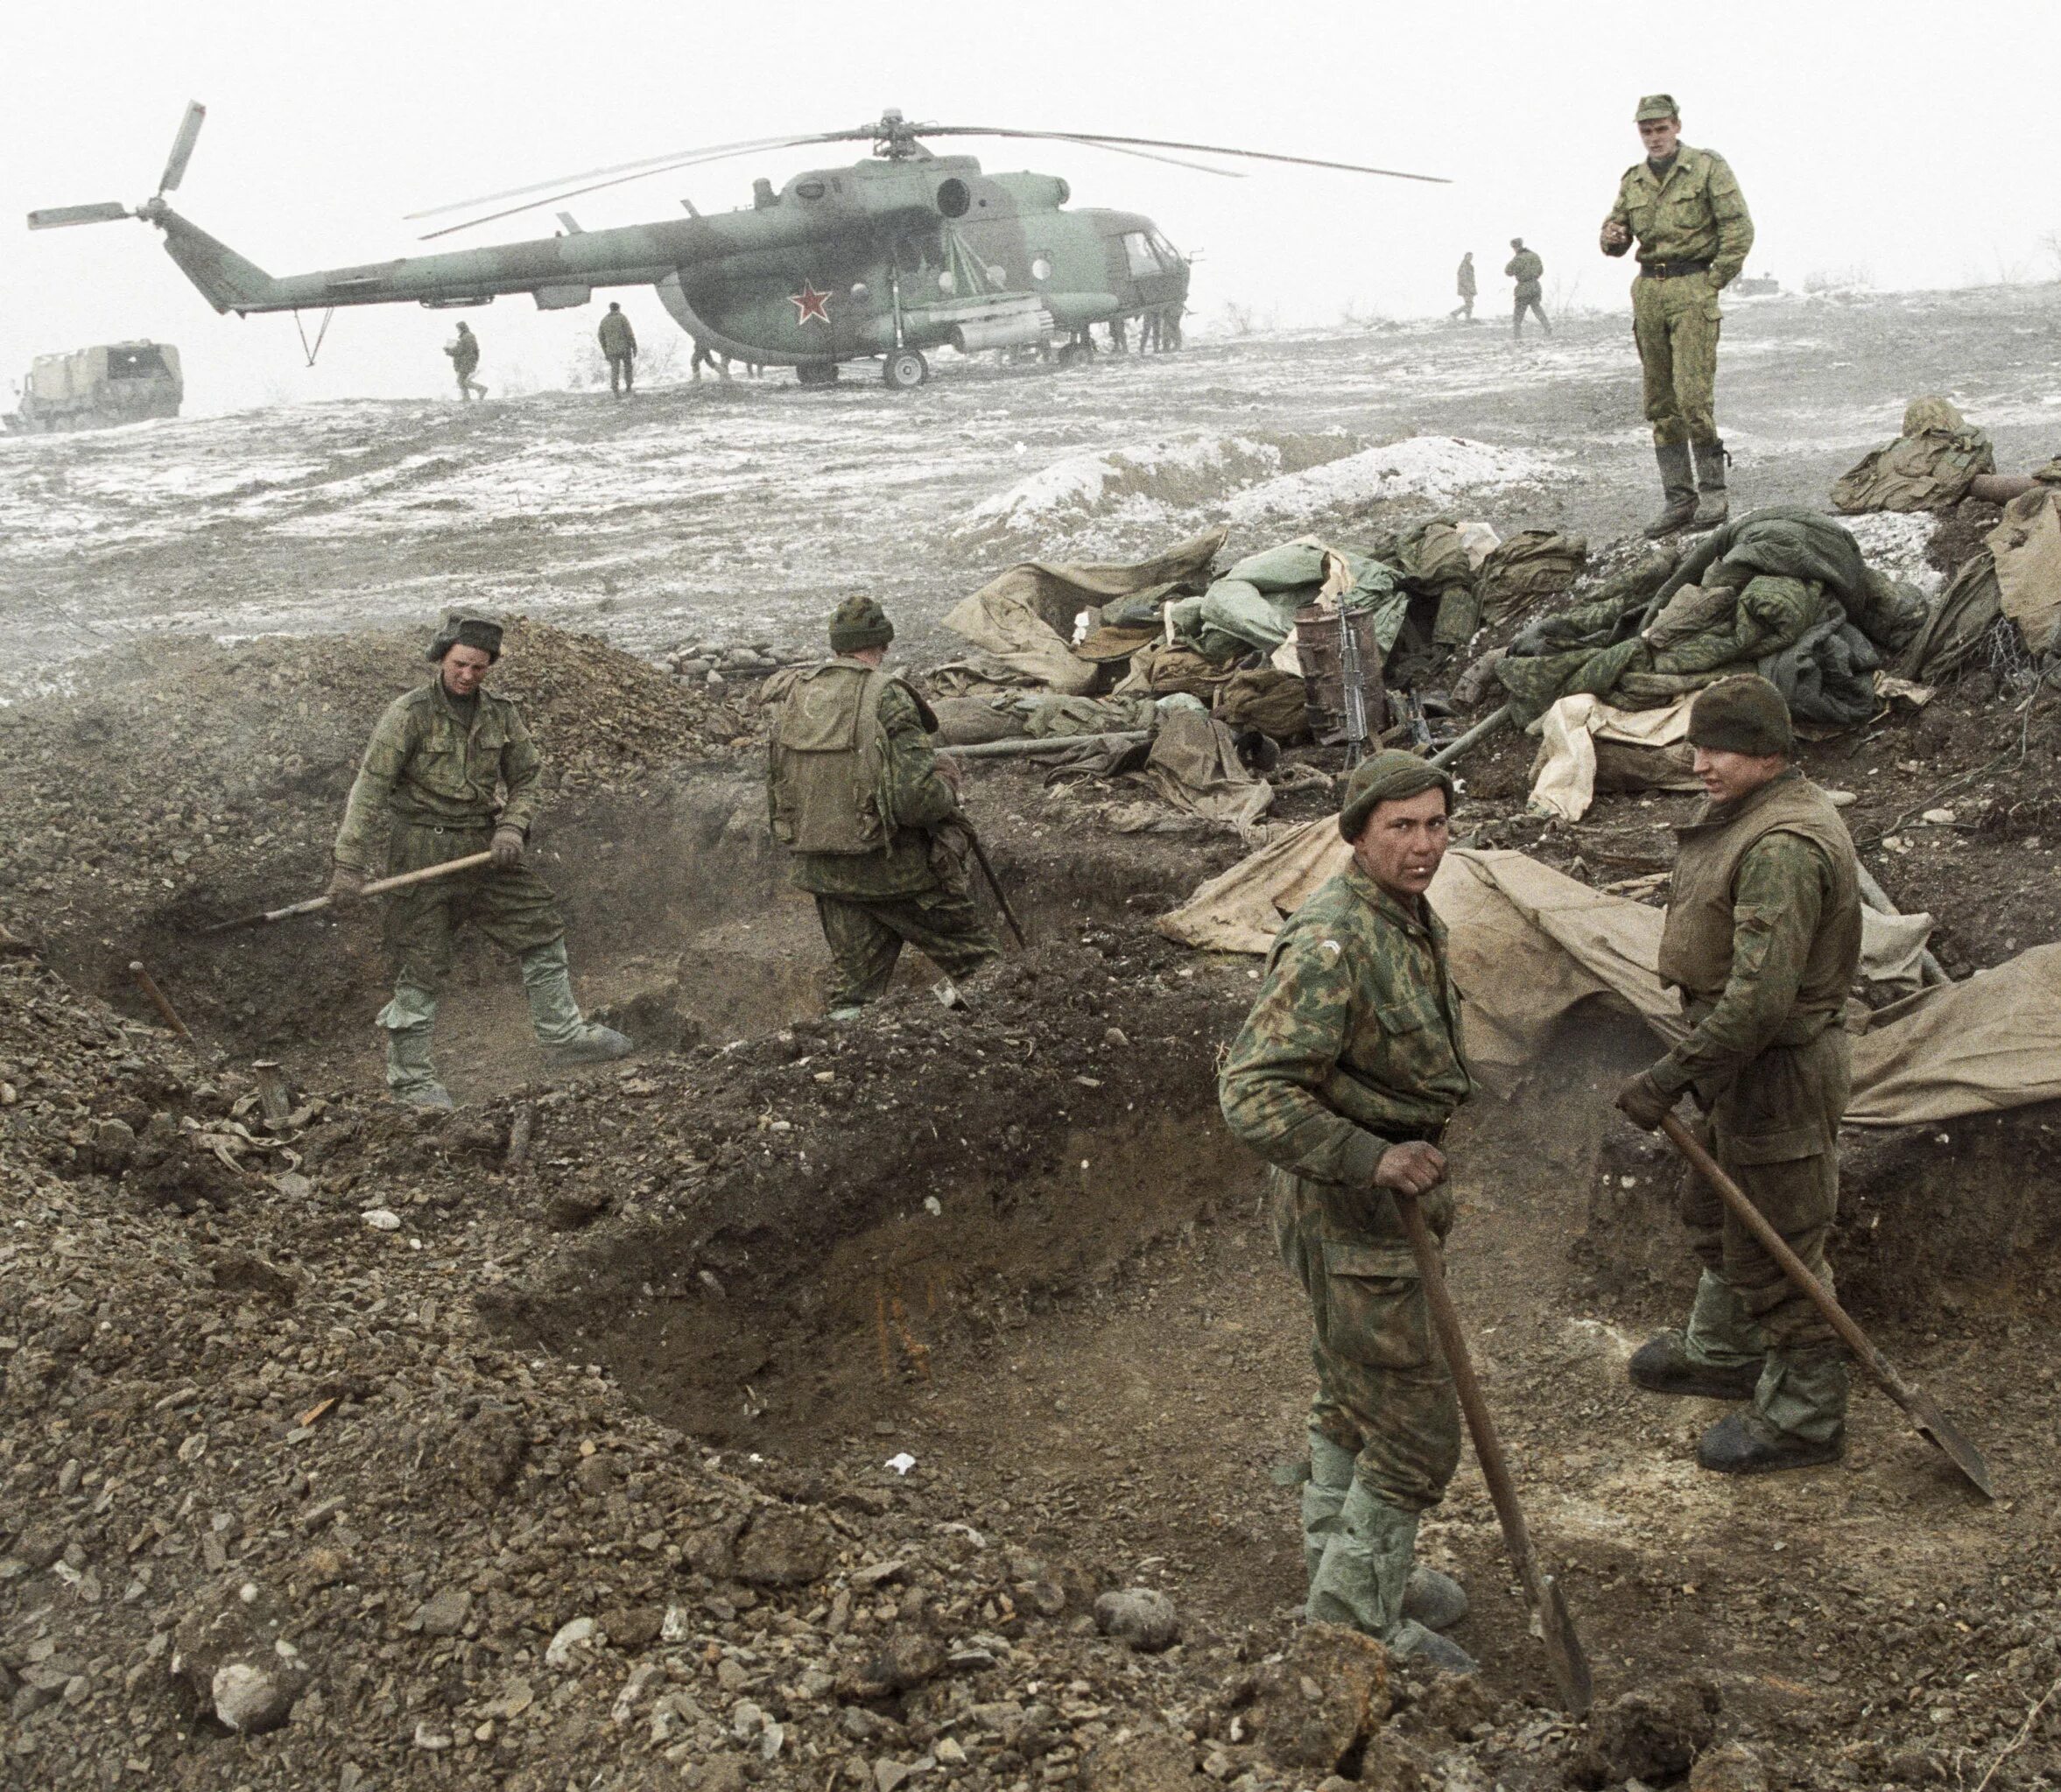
[329, 612, 631, 1108]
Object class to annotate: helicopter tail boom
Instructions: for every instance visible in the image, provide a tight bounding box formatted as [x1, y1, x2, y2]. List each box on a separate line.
[148, 205, 287, 314]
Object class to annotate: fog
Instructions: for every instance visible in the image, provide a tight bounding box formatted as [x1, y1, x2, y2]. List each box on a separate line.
[5, 0, 2056, 415]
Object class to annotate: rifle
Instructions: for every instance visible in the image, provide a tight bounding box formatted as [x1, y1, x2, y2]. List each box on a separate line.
[955, 819, 1027, 948]
[193, 851, 495, 936]
[1337, 608, 1370, 770]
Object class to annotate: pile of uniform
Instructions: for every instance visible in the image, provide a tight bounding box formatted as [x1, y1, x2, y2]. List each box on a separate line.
[1493, 507, 1928, 728]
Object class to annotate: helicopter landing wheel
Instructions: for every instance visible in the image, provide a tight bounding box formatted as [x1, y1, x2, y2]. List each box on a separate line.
[882, 348, 928, 389]
[1055, 339, 1093, 369]
[796, 362, 840, 387]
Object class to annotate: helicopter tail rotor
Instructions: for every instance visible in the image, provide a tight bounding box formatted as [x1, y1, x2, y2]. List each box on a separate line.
[27, 102, 207, 232]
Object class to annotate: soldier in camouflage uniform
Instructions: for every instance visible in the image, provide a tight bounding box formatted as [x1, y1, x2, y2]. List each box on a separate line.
[329, 612, 631, 1109]
[1600, 95, 1754, 537]
[444, 321, 487, 401]
[1220, 752, 1476, 1672]
[1504, 239, 1549, 337]
[1616, 677, 1861, 1473]
[766, 597, 1000, 1019]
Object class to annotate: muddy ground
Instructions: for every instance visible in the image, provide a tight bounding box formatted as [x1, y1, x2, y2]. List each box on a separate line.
[3, 289, 2060, 1792]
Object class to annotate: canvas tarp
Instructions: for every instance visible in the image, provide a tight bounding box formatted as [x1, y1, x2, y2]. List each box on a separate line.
[942, 529, 1227, 692]
[1987, 488, 2061, 657]
[1157, 838, 1994, 1120]
[1526, 693, 1698, 822]
[1830, 396, 1995, 515]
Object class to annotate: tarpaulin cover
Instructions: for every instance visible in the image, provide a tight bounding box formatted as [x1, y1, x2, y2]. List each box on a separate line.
[1159, 839, 2000, 1122]
[1830, 397, 1995, 514]
[943, 529, 1227, 693]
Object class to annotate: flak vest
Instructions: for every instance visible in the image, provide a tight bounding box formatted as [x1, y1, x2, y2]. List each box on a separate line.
[1657, 775, 1862, 1045]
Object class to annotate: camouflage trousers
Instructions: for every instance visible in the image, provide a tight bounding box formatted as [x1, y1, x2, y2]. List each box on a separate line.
[1632, 269, 1721, 447]
[812, 889, 1000, 1008]
[1271, 1172, 1460, 1513]
[382, 823, 566, 993]
[1678, 1030, 1850, 1442]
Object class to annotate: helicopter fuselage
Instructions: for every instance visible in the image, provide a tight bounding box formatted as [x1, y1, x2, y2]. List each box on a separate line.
[146, 152, 1189, 374]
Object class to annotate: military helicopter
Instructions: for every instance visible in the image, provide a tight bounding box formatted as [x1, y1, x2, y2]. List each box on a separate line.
[30, 105, 1445, 390]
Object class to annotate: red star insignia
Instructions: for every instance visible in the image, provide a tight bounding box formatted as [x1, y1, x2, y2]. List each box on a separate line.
[788, 282, 832, 326]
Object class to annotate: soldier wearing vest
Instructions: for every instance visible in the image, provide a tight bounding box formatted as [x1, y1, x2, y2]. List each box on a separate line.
[766, 597, 1000, 1020]
[328, 611, 632, 1109]
[1615, 676, 1861, 1474]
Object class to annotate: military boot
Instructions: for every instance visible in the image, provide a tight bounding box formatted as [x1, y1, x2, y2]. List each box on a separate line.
[1645, 443, 1698, 538]
[1629, 1270, 1766, 1398]
[520, 940, 633, 1067]
[1300, 1435, 1467, 1633]
[1692, 439, 1731, 529]
[377, 984, 454, 1111]
[1308, 1485, 1476, 1674]
[1699, 1347, 1847, 1474]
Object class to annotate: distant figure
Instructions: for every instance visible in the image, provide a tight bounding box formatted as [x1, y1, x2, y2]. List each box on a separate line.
[1140, 307, 1162, 352]
[597, 302, 637, 397]
[1450, 252, 1477, 321]
[444, 321, 487, 400]
[1505, 240, 1550, 338]
[1107, 313, 1129, 355]
[1160, 304, 1184, 351]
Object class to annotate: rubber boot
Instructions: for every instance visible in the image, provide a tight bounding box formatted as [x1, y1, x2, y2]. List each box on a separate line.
[1645, 443, 1698, 538]
[520, 939, 632, 1066]
[1700, 1348, 1847, 1474]
[1301, 1434, 1468, 1632]
[1629, 1270, 1765, 1398]
[376, 984, 454, 1111]
[1692, 439, 1731, 529]
[1307, 1485, 1476, 1673]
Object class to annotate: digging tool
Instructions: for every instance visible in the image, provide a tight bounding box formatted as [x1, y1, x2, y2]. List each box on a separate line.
[1428, 702, 1511, 771]
[1393, 1189, 1594, 1714]
[957, 820, 1027, 948]
[1657, 1113, 1996, 1499]
[193, 851, 495, 936]
[129, 959, 195, 1044]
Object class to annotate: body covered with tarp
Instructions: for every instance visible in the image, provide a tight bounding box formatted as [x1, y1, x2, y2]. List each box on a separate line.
[1831, 397, 1994, 515]
[1495, 507, 1928, 729]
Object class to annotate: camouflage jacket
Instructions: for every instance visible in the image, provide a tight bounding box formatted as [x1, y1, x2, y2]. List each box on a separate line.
[333, 681, 544, 872]
[1220, 862, 1472, 1252]
[1647, 828, 1850, 1100]
[1601, 144, 1754, 287]
[598, 312, 637, 355]
[1505, 249, 1544, 293]
[784, 678, 962, 900]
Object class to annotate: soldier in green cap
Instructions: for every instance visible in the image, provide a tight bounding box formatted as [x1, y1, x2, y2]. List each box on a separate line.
[1219, 750, 1475, 1673]
[1614, 675, 1861, 1473]
[328, 612, 632, 1109]
[1600, 94, 1754, 537]
[1505, 239, 1550, 338]
[765, 597, 1000, 1019]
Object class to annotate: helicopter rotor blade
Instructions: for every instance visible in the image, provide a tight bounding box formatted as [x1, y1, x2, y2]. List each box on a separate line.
[158, 102, 207, 195]
[915, 125, 1448, 184]
[28, 202, 133, 229]
[405, 130, 867, 222]
[1042, 137, 1243, 179]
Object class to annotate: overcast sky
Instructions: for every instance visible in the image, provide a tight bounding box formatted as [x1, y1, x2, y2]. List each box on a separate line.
[5, 1, 2057, 414]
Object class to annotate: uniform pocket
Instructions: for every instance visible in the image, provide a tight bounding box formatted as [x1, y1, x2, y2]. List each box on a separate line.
[1318, 1242, 1432, 1370]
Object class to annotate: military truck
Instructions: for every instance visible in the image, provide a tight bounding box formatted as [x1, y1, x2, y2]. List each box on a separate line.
[5, 341, 183, 433]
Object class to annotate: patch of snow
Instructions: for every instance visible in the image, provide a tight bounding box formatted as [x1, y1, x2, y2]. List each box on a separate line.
[1840, 510, 1944, 598]
[1222, 436, 1565, 527]
[962, 432, 1290, 533]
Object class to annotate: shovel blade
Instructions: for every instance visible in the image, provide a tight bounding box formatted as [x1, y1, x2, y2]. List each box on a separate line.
[1903, 1385, 1997, 1499]
[1536, 1572, 1593, 1716]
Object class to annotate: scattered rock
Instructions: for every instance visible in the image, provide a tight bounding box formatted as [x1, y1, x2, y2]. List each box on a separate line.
[1094, 1587, 1181, 1652]
[1570, 1676, 1721, 1788]
[731, 1507, 832, 1587]
[1250, 1623, 1394, 1773]
[211, 1661, 301, 1734]
[1082, 1730, 1200, 1789]
[413, 1587, 472, 1638]
[1688, 1740, 1769, 1791]
[835, 1631, 946, 1701]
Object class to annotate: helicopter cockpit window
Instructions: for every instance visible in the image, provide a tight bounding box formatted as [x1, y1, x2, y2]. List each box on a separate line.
[1148, 229, 1181, 265]
[1122, 232, 1163, 278]
[794, 179, 827, 200]
[107, 347, 167, 379]
[1030, 256, 1053, 284]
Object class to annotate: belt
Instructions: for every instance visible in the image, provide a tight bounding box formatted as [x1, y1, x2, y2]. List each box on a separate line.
[1640, 259, 1712, 279]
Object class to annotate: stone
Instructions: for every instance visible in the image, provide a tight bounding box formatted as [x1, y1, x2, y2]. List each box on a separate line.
[1688, 1741, 1769, 1791]
[545, 1617, 598, 1668]
[874, 1762, 913, 1792]
[1570, 1676, 1721, 1788]
[1094, 1587, 1180, 1653]
[1082, 1731, 1199, 1790]
[1251, 1623, 1394, 1774]
[731, 1507, 832, 1587]
[835, 1630, 946, 1701]
[600, 1603, 663, 1651]
[413, 1587, 471, 1638]
[212, 1661, 299, 1733]
[15, 1524, 65, 1570]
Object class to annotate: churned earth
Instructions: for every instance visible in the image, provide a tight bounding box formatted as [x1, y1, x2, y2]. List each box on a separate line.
[3, 287, 2060, 1791]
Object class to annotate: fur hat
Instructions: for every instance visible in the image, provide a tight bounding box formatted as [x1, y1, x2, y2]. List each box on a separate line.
[1687, 674, 1793, 757]
[829, 595, 894, 655]
[426, 610, 503, 664]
